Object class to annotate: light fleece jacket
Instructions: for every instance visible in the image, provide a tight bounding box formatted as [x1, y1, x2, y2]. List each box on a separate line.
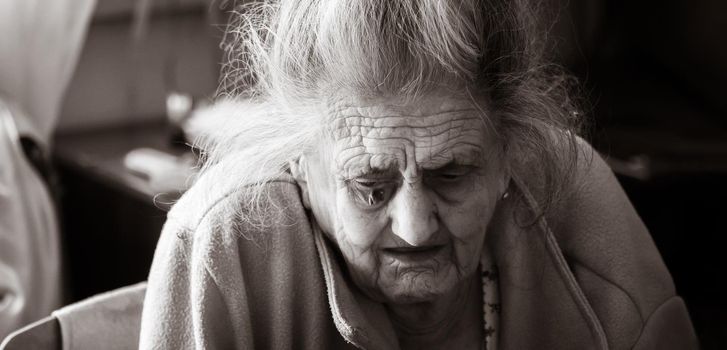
[139, 142, 698, 349]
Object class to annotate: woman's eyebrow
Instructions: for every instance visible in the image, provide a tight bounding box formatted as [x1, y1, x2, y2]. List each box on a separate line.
[359, 167, 400, 178]
[341, 164, 401, 180]
[423, 161, 478, 173]
[420, 146, 485, 169]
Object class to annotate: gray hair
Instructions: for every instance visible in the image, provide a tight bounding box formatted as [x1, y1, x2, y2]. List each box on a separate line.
[196, 0, 584, 225]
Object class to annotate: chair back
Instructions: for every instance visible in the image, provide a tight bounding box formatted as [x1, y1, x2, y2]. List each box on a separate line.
[0, 316, 61, 350]
[0, 283, 145, 350]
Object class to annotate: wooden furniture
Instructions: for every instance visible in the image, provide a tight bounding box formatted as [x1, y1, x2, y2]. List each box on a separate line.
[53, 121, 190, 302]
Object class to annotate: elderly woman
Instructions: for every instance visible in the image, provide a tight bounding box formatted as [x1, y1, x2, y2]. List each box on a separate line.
[139, 0, 697, 349]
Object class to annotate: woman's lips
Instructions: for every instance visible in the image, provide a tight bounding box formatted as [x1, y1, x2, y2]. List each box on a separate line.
[381, 245, 447, 264]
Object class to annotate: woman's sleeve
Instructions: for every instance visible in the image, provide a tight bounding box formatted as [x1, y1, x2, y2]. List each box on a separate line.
[138, 214, 255, 350]
[551, 138, 699, 349]
[633, 296, 699, 349]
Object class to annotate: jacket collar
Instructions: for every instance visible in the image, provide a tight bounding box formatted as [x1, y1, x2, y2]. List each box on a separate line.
[486, 181, 609, 349]
[313, 224, 400, 349]
[311, 180, 609, 349]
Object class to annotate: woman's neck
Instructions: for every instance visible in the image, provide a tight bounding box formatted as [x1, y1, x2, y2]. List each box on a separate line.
[386, 272, 483, 349]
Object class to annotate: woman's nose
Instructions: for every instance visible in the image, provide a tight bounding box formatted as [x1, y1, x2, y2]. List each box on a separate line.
[390, 183, 439, 246]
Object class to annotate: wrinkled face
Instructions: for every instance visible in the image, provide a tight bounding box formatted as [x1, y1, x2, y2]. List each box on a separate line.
[296, 93, 507, 304]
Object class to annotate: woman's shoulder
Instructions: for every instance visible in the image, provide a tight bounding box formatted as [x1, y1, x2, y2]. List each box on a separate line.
[141, 163, 333, 348]
[537, 138, 692, 347]
[165, 162, 300, 234]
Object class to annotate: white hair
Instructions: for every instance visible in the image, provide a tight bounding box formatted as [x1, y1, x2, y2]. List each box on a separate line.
[193, 0, 584, 226]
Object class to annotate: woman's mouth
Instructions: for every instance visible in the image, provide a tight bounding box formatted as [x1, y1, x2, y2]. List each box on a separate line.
[381, 245, 447, 264]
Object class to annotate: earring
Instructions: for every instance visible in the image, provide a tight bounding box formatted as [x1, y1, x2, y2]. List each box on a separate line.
[501, 191, 509, 200]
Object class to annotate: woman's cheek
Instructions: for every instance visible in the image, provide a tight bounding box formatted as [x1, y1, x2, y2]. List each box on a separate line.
[440, 187, 492, 238]
[335, 190, 386, 249]
[441, 188, 494, 267]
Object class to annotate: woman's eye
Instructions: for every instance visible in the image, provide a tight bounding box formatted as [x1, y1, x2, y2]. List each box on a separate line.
[355, 180, 378, 188]
[439, 173, 462, 180]
[437, 169, 470, 181]
[349, 180, 395, 208]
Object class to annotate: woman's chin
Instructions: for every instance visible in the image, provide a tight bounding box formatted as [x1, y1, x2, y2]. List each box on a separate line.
[379, 272, 456, 305]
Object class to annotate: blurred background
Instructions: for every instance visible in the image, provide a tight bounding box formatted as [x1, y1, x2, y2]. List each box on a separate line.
[1, 0, 725, 347]
[52, 0, 223, 297]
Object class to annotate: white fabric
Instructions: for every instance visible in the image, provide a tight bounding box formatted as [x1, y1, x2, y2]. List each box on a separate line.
[0, 0, 96, 145]
[0, 0, 96, 340]
[0, 103, 61, 341]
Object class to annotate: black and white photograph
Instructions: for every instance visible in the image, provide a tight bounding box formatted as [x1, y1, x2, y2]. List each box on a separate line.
[1, 0, 725, 348]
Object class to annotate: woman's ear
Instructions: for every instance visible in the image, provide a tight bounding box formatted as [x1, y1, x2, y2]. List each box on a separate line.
[500, 160, 512, 200]
[289, 156, 312, 209]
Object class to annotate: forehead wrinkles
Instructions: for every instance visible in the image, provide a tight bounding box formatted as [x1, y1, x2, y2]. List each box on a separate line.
[329, 106, 487, 178]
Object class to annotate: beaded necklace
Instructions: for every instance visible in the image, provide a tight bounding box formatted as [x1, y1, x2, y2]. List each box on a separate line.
[480, 248, 500, 350]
